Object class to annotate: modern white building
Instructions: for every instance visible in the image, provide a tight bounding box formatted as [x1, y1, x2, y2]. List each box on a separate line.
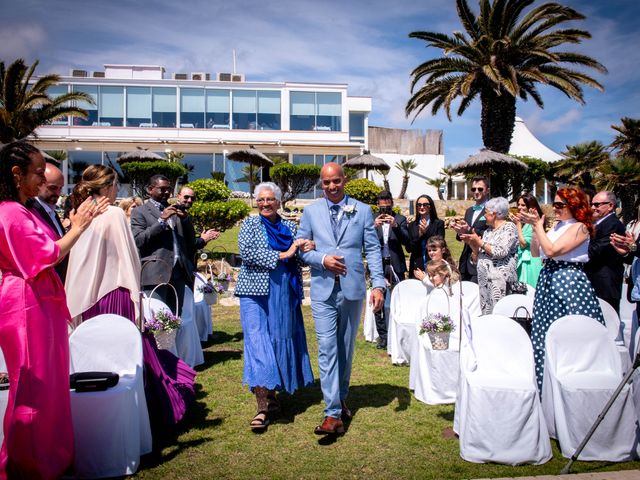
[32, 64, 373, 197]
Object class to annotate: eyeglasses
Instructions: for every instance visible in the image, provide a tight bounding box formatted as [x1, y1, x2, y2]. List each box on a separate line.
[257, 197, 277, 204]
[552, 201, 567, 209]
[471, 187, 485, 192]
[416, 202, 431, 208]
[182, 195, 195, 200]
[591, 202, 612, 208]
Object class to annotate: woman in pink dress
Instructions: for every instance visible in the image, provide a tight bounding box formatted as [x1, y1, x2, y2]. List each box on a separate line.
[0, 141, 107, 479]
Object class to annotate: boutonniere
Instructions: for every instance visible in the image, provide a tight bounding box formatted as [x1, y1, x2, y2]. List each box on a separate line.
[342, 205, 356, 216]
[478, 215, 486, 222]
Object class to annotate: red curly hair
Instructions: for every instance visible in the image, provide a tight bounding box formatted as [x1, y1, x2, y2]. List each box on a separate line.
[557, 187, 594, 238]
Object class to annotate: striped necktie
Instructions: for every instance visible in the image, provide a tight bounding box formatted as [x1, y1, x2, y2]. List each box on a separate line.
[330, 205, 341, 240]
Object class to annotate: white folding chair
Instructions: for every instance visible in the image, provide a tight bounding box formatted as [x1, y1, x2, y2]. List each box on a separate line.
[493, 294, 534, 317]
[387, 279, 428, 365]
[176, 287, 205, 367]
[526, 284, 536, 297]
[193, 274, 214, 342]
[542, 314, 639, 461]
[69, 314, 152, 478]
[362, 289, 379, 343]
[597, 298, 630, 371]
[456, 314, 552, 465]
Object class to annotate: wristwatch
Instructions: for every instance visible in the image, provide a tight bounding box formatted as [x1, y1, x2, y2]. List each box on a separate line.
[373, 287, 387, 295]
[630, 243, 638, 253]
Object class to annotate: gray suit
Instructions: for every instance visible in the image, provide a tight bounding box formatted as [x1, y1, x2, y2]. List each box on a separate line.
[130, 201, 195, 314]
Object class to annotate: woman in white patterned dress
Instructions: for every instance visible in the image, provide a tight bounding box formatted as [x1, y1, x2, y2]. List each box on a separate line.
[460, 197, 518, 314]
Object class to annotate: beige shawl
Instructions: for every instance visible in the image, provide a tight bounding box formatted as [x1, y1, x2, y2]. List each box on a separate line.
[65, 205, 141, 322]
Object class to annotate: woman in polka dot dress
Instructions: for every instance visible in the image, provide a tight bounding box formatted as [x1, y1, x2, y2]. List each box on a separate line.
[520, 186, 604, 393]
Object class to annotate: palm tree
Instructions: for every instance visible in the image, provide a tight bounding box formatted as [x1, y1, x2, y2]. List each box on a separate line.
[375, 168, 391, 194]
[440, 166, 456, 200]
[406, 0, 606, 153]
[553, 141, 609, 192]
[0, 58, 94, 143]
[610, 117, 640, 162]
[395, 159, 417, 199]
[426, 177, 446, 200]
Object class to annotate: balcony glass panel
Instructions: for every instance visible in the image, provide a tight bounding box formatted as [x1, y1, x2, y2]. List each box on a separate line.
[99, 86, 124, 126]
[126, 87, 152, 127]
[290, 91, 315, 131]
[152, 87, 176, 128]
[257, 91, 280, 130]
[180, 88, 205, 128]
[316, 92, 341, 131]
[72, 85, 98, 126]
[349, 112, 365, 142]
[232, 90, 257, 129]
[206, 89, 230, 129]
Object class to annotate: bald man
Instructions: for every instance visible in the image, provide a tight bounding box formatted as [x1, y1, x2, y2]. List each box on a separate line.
[31, 163, 68, 281]
[298, 163, 385, 436]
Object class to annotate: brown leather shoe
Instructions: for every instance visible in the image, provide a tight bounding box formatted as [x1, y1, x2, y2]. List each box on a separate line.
[314, 416, 345, 435]
[341, 401, 352, 421]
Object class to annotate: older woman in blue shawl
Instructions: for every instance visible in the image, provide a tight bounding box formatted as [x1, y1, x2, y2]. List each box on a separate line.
[235, 182, 314, 431]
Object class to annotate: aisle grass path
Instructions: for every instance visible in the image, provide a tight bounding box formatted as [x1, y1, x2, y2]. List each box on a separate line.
[135, 305, 640, 479]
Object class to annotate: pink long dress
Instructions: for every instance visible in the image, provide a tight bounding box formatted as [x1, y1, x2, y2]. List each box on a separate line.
[0, 201, 73, 480]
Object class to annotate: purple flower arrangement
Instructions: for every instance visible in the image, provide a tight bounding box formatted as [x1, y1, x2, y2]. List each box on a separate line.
[197, 282, 216, 294]
[144, 308, 181, 332]
[419, 313, 455, 335]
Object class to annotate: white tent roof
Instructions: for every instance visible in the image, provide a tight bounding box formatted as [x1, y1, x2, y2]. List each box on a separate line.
[509, 117, 563, 163]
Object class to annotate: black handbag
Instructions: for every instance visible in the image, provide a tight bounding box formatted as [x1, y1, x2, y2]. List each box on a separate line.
[512, 305, 532, 337]
[70, 372, 119, 392]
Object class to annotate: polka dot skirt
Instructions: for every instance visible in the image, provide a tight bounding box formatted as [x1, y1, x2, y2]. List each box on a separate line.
[532, 259, 604, 393]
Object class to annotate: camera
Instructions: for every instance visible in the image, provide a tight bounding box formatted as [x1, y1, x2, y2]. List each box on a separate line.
[174, 204, 188, 212]
[378, 206, 393, 216]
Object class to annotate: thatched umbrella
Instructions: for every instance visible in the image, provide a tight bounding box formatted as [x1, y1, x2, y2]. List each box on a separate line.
[451, 148, 527, 198]
[39, 149, 60, 167]
[227, 146, 274, 203]
[342, 150, 390, 179]
[116, 147, 164, 164]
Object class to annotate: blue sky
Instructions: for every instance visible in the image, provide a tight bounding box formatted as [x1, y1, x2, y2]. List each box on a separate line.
[1, 0, 639, 164]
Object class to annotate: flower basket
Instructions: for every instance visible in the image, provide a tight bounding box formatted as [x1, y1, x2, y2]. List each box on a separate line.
[143, 283, 181, 354]
[154, 328, 178, 351]
[203, 291, 217, 305]
[427, 331, 450, 350]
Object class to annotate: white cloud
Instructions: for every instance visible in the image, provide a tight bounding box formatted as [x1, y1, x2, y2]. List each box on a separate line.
[0, 24, 46, 60]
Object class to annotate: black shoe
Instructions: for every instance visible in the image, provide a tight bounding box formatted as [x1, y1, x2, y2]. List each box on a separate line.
[376, 342, 387, 350]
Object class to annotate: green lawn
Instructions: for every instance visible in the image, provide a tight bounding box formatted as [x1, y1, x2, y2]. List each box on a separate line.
[134, 305, 640, 479]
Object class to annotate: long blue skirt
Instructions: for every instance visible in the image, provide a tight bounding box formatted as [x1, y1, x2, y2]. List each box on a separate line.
[239, 263, 314, 394]
[532, 259, 604, 393]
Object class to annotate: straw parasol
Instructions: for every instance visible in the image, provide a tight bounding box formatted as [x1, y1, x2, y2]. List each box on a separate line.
[39, 149, 60, 167]
[227, 146, 274, 203]
[116, 147, 164, 164]
[342, 150, 390, 178]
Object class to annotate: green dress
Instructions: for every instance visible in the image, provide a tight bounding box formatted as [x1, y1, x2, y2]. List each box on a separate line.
[517, 223, 542, 287]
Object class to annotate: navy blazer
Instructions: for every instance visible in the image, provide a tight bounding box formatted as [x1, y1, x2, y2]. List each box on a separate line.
[458, 206, 489, 280]
[585, 214, 626, 300]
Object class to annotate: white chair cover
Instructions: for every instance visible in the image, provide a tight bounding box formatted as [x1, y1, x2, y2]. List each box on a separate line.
[69, 314, 152, 478]
[410, 282, 482, 403]
[193, 274, 213, 342]
[362, 289, 379, 343]
[542, 314, 639, 461]
[387, 279, 428, 365]
[526, 284, 536, 297]
[620, 282, 638, 354]
[176, 287, 205, 367]
[598, 297, 623, 343]
[456, 314, 552, 465]
[492, 294, 534, 317]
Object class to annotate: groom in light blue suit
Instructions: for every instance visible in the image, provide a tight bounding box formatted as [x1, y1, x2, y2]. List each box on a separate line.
[298, 163, 386, 435]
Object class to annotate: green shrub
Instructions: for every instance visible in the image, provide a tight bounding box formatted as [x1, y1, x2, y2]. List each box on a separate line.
[210, 171, 225, 182]
[344, 178, 382, 205]
[445, 208, 458, 217]
[186, 179, 231, 202]
[188, 199, 251, 232]
[270, 163, 321, 206]
[120, 160, 188, 197]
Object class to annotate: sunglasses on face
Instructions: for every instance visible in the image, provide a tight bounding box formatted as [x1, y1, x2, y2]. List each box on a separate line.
[416, 202, 431, 208]
[553, 201, 567, 209]
[471, 187, 485, 192]
[591, 202, 611, 208]
[182, 195, 195, 200]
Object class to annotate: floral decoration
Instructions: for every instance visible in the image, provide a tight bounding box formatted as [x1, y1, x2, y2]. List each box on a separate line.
[144, 308, 181, 333]
[419, 313, 455, 335]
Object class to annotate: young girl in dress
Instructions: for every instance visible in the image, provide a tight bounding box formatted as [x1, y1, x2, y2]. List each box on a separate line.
[426, 259, 460, 295]
[414, 236, 455, 287]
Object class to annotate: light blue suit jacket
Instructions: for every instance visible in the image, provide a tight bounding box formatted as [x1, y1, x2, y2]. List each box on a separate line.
[298, 196, 385, 302]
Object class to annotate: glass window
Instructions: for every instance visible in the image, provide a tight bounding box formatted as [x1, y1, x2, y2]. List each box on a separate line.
[316, 92, 341, 131]
[292, 154, 317, 198]
[152, 87, 176, 128]
[182, 153, 213, 182]
[68, 150, 101, 184]
[257, 91, 280, 130]
[103, 151, 129, 196]
[290, 91, 315, 130]
[48, 85, 69, 125]
[126, 87, 152, 127]
[214, 153, 225, 175]
[232, 90, 257, 129]
[226, 158, 250, 192]
[349, 112, 365, 142]
[206, 90, 230, 129]
[180, 88, 204, 128]
[99, 86, 124, 126]
[72, 85, 98, 126]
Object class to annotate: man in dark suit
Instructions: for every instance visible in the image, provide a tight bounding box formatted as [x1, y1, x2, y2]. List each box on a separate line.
[175, 186, 220, 266]
[373, 190, 409, 349]
[131, 175, 196, 315]
[452, 176, 490, 283]
[585, 191, 626, 313]
[31, 163, 68, 282]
